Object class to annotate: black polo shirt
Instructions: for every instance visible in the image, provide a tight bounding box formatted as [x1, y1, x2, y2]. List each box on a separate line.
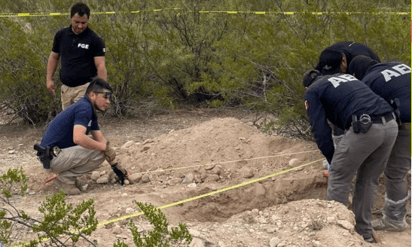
[52, 26, 105, 87]
[303, 73, 393, 163]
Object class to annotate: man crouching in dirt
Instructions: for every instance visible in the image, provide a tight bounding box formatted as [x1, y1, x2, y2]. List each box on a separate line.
[36, 77, 127, 195]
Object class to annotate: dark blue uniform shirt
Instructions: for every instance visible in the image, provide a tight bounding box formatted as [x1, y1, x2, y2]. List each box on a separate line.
[41, 96, 99, 149]
[52, 26, 105, 87]
[362, 62, 411, 123]
[304, 73, 393, 163]
[315, 41, 380, 73]
[328, 41, 380, 65]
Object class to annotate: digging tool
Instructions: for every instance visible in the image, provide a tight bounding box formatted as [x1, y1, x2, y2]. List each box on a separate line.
[44, 174, 58, 183]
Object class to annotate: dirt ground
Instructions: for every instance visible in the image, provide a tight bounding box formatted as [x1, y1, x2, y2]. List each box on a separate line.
[0, 108, 410, 246]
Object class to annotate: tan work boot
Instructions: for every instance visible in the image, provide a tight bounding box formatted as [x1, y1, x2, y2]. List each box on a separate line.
[53, 178, 81, 195]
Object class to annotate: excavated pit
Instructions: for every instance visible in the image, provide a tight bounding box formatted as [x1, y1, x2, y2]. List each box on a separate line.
[25, 117, 409, 224]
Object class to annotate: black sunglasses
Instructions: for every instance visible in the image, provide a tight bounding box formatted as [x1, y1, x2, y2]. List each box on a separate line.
[95, 91, 112, 99]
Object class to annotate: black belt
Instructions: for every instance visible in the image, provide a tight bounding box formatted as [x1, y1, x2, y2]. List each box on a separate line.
[346, 112, 395, 130]
[369, 112, 395, 124]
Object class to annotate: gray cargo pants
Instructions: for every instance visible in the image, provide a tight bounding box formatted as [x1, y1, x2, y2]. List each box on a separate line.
[50, 145, 105, 184]
[384, 123, 411, 221]
[326, 119, 398, 239]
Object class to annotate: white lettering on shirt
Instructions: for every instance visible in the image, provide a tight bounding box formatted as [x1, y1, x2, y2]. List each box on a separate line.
[392, 64, 411, 75]
[381, 64, 411, 82]
[78, 43, 89, 49]
[328, 74, 357, 88]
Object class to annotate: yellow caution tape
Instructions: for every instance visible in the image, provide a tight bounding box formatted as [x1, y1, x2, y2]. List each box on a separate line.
[12, 156, 324, 246]
[0, 10, 408, 18]
[98, 157, 324, 227]
[140, 150, 320, 175]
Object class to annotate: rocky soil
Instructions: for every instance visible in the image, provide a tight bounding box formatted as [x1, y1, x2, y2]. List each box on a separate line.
[0, 108, 410, 246]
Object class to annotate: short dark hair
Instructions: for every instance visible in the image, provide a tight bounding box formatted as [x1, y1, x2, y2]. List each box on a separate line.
[86, 77, 112, 95]
[302, 69, 321, 88]
[318, 49, 343, 75]
[71, 2, 90, 18]
[348, 55, 379, 81]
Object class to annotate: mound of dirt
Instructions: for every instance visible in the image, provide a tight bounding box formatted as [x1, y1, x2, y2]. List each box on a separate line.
[114, 117, 321, 182]
[6, 116, 411, 247]
[185, 199, 369, 247]
[27, 117, 322, 188]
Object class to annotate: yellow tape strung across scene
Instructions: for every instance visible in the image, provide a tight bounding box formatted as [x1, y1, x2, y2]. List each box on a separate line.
[142, 150, 320, 175]
[0, 10, 408, 18]
[98, 157, 324, 227]
[12, 154, 323, 246]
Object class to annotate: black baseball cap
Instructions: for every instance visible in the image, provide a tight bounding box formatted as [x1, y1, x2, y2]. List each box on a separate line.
[302, 69, 321, 88]
[318, 49, 342, 75]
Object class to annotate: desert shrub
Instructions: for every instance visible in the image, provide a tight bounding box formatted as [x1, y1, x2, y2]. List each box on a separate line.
[0, 0, 408, 137]
[0, 168, 98, 246]
[114, 202, 192, 247]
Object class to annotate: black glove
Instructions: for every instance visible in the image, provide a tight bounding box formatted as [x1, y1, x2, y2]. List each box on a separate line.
[111, 163, 128, 185]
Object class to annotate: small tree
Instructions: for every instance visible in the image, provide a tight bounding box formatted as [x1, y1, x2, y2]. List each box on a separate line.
[114, 202, 192, 247]
[0, 168, 98, 246]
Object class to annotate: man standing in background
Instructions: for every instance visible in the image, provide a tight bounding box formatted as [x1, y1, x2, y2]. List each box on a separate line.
[46, 2, 107, 110]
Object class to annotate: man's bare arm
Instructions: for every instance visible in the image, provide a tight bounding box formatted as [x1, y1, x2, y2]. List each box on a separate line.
[94, 56, 107, 81]
[73, 125, 106, 151]
[46, 51, 60, 95]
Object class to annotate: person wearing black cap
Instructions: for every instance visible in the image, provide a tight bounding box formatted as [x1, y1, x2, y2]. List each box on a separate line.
[315, 41, 380, 75]
[349, 55, 411, 232]
[302, 69, 398, 243]
[314, 42, 381, 156]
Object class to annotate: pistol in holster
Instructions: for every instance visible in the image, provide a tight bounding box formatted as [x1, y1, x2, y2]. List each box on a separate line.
[34, 144, 55, 169]
[389, 98, 402, 127]
[352, 114, 372, 134]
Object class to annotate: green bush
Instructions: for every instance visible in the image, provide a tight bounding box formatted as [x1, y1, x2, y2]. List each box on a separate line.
[114, 202, 192, 247]
[0, 0, 409, 137]
[0, 168, 191, 247]
[0, 168, 98, 246]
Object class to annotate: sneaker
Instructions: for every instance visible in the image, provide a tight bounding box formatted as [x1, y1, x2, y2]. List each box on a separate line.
[364, 237, 376, 243]
[372, 215, 409, 232]
[53, 178, 81, 195]
[74, 178, 88, 192]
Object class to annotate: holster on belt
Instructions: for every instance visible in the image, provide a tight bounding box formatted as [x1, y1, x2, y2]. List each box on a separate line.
[34, 144, 55, 169]
[389, 98, 402, 128]
[351, 114, 372, 134]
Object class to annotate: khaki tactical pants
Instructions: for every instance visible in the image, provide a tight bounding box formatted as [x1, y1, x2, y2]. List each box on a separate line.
[50, 145, 105, 184]
[61, 83, 90, 110]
